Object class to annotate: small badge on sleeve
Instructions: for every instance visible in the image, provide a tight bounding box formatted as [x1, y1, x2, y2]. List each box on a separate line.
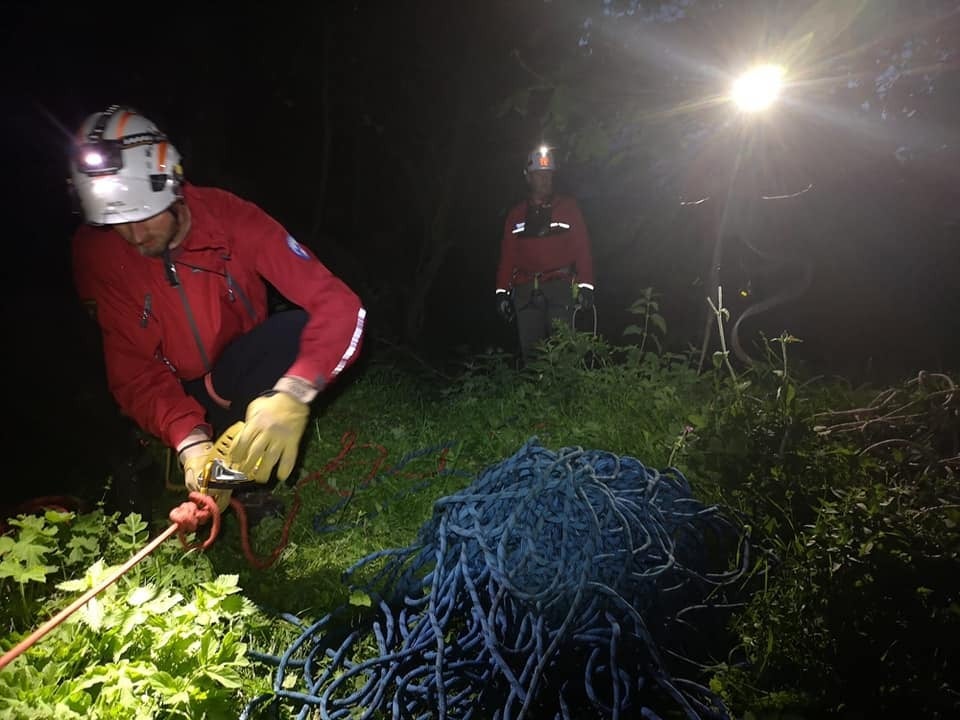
[286, 235, 311, 260]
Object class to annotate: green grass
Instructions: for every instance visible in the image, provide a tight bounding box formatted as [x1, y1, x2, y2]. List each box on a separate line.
[4, 325, 958, 719]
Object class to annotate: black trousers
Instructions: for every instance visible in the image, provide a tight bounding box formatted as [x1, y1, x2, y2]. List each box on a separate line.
[182, 309, 308, 437]
[512, 277, 574, 363]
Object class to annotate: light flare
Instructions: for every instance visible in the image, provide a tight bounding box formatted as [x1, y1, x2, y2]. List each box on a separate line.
[83, 151, 104, 167]
[730, 64, 786, 112]
[91, 176, 123, 197]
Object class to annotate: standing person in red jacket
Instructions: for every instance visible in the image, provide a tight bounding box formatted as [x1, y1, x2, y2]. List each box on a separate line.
[69, 105, 366, 510]
[494, 145, 595, 364]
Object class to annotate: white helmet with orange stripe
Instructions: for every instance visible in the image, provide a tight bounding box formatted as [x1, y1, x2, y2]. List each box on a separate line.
[70, 105, 183, 225]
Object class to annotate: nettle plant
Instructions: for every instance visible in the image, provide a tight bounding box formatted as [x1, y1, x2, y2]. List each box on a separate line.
[623, 286, 667, 356]
[0, 510, 270, 719]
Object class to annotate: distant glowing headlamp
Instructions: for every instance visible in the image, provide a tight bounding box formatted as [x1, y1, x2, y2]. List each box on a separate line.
[528, 145, 555, 172]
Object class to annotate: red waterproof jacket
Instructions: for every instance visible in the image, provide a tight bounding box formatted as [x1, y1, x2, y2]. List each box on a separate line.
[72, 184, 366, 449]
[495, 194, 595, 292]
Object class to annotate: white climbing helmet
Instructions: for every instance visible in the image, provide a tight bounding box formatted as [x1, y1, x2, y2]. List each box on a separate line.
[70, 105, 183, 225]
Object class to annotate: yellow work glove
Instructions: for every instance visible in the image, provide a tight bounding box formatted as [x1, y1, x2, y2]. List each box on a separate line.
[178, 438, 232, 512]
[231, 391, 309, 482]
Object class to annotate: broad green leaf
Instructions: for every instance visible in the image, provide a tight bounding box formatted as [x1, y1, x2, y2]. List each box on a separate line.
[350, 590, 373, 607]
[145, 670, 180, 696]
[204, 665, 243, 689]
[127, 585, 157, 607]
[43, 510, 74, 525]
[0, 557, 21, 579]
[65, 536, 100, 566]
[80, 596, 104, 631]
[56, 577, 90, 592]
[786, 384, 797, 406]
[5, 537, 52, 568]
[13, 563, 57, 585]
[120, 609, 149, 637]
[205, 574, 241, 596]
[10, 515, 59, 538]
[144, 591, 183, 615]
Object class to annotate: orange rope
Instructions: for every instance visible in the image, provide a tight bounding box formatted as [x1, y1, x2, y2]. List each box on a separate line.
[170, 492, 220, 551]
[232, 432, 459, 570]
[234, 431, 387, 569]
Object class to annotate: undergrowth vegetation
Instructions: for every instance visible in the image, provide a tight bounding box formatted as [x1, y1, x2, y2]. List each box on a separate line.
[2, 296, 958, 719]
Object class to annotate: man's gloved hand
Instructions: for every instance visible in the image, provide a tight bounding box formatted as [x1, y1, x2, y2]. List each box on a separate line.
[179, 438, 232, 512]
[496, 292, 514, 322]
[577, 285, 595, 310]
[231, 390, 309, 482]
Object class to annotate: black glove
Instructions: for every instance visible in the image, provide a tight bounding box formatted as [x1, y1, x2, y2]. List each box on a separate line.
[577, 286, 594, 310]
[496, 292, 514, 322]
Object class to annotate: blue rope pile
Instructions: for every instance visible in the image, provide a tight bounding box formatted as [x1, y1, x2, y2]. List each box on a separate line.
[245, 437, 747, 720]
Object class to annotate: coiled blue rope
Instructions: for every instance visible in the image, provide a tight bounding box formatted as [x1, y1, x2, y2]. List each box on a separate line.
[246, 437, 747, 719]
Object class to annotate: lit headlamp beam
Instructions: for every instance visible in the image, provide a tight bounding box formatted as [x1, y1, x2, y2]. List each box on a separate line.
[83, 151, 104, 167]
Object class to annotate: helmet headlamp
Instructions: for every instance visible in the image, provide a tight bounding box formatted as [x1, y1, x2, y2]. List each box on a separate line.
[525, 145, 556, 174]
[75, 140, 125, 176]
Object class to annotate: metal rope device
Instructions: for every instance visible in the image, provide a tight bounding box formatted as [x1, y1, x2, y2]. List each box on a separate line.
[245, 438, 748, 720]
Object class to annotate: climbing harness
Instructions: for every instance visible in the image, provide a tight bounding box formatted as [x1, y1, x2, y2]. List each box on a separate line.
[244, 437, 747, 719]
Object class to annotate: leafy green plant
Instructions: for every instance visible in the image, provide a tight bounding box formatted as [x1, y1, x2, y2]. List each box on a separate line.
[684, 308, 960, 716]
[4, 304, 956, 719]
[439, 347, 517, 402]
[1, 509, 114, 630]
[523, 320, 615, 405]
[0, 512, 272, 719]
[623, 286, 667, 355]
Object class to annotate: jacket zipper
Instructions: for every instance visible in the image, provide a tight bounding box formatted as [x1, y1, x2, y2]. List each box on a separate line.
[161, 249, 212, 374]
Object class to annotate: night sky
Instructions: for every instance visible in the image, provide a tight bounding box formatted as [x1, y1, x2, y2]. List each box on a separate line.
[2, 1, 959, 495]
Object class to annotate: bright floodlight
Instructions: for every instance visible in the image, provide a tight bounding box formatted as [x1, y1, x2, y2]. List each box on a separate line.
[731, 64, 785, 112]
[83, 151, 104, 167]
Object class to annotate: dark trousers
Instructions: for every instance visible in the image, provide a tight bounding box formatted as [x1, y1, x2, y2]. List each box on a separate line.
[183, 309, 308, 436]
[513, 277, 574, 363]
